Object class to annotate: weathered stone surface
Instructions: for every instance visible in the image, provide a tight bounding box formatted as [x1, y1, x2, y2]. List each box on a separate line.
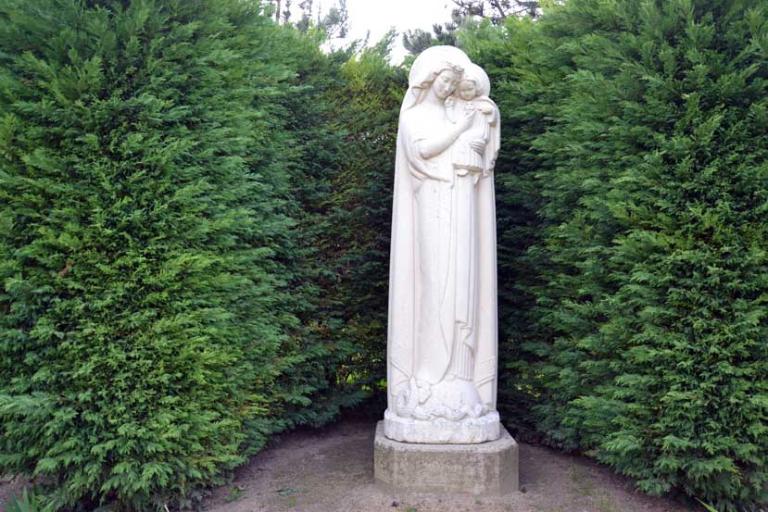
[373, 421, 519, 495]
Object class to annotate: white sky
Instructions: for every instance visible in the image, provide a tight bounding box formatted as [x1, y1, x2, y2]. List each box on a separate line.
[289, 0, 456, 63]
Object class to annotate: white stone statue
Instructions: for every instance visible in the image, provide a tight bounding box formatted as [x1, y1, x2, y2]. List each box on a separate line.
[384, 46, 501, 444]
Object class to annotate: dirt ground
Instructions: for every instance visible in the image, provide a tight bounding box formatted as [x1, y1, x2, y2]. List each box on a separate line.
[0, 474, 26, 510]
[203, 420, 698, 512]
[0, 420, 700, 512]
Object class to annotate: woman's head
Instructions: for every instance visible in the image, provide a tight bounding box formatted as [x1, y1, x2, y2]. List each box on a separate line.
[431, 67, 461, 100]
[402, 46, 471, 111]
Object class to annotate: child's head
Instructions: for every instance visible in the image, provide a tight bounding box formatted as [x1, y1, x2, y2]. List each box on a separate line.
[458, 79, 479, 101]
[457, 63, 491, 100]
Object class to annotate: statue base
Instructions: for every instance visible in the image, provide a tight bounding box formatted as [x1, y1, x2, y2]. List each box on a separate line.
[383, 408, 500, 444]
[374, 421, 519, 495]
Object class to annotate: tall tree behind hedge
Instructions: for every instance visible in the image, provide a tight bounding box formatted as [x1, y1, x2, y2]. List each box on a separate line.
[525, 1, 768, 509]
[0, 0, 328, 508]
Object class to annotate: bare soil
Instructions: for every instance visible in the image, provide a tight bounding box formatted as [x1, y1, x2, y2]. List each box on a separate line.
[0, 419, 699, 512]
[202, 420, 698, 512]
[0, 474, 26, 510]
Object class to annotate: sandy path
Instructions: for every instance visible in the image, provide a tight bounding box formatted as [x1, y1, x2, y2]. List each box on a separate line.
[0, 420, 698, 511]
[203, 420, 698, 512]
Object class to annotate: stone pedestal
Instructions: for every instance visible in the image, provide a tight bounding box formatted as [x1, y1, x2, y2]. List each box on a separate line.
[373, 421, 519, 495]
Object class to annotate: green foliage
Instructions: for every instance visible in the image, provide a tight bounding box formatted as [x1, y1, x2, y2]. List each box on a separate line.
[464, 0, 768, 509]
[0, 0, 353, 508]
[314, 33, 406, 406]
[4, 0, 768, 510]
[698, 499, 721, 512]
[258, 33, 370, 431]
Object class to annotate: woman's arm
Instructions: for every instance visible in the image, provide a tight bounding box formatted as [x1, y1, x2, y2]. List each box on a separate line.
[417, 110, 475, 160]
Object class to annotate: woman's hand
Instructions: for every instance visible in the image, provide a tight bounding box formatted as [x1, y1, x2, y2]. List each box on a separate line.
[457, 109, 476, 132]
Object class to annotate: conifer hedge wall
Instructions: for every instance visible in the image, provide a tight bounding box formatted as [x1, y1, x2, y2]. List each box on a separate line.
[0, 0, 357, 508]
[465, 1, 768, 509]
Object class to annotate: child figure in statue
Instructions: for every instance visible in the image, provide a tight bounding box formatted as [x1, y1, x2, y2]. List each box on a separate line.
[446, 76, 498, 179]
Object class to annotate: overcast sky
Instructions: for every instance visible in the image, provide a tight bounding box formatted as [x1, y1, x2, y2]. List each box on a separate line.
[295, 0, 455, 62]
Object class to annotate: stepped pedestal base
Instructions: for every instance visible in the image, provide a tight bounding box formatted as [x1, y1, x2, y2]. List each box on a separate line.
[373, 421, 519, 495]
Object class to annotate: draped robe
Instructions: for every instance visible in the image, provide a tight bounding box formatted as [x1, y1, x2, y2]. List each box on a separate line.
[387, 96, 499, 414]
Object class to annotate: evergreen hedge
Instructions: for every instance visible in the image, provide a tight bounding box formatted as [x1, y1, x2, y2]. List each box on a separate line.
[318, 36, 405, 400]
[463, 1, 768, 509]
[0, 0, 349, 508]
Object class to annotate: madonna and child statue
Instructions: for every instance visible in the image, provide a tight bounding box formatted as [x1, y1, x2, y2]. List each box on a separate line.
[383, 46, 502, 444]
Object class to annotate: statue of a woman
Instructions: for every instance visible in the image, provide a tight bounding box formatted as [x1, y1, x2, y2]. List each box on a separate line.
[384, 47, 501, 444]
